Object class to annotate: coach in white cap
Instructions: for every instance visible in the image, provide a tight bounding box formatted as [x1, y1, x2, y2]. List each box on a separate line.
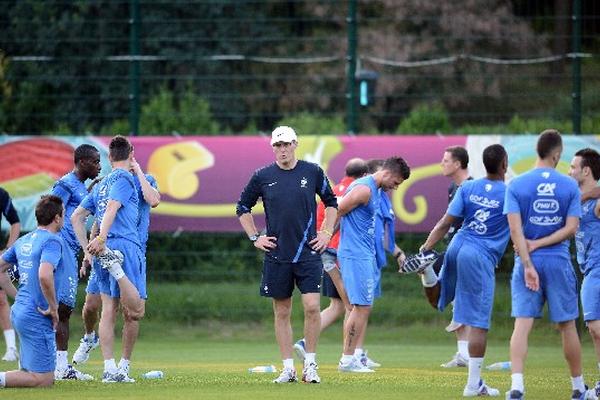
[236, 126, 338, 384]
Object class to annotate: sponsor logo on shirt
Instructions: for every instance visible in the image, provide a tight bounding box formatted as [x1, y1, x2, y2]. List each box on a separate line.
[469, 194, 500, 208]
[533, 199, 559, 214]
[467, 209, 490, 234]
[529, 215, 563, 226]
[19, 242, 32, 257]
[536, 182, 556, 196]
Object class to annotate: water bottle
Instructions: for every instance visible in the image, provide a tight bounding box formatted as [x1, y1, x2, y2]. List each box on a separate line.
[142, 370, 164, 379]
[486, 361, 511, 371]
[248, 365, 277, 373]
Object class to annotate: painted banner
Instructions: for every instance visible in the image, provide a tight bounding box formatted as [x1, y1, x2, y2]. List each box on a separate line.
[1, 134, 599, 233]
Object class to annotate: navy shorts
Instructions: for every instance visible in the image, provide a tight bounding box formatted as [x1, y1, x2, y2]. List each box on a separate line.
[260, 257, 322, 299]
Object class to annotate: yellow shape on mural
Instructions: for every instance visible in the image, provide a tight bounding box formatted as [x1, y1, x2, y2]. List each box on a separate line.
[392, 163, 442, 225]
[147, 141, 214, 200]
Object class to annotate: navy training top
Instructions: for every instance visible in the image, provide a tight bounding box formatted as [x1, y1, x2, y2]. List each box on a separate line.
[236, 160, 337, 263]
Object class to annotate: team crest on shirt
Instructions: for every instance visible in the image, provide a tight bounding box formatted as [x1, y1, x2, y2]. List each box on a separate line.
[541, 172, 550, 179]
[300, 177, 308, 188]
[485, 184, 492, 192]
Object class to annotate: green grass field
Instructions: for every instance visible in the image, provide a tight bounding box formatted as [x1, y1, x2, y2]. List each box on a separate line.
[1, 335, 598, 400]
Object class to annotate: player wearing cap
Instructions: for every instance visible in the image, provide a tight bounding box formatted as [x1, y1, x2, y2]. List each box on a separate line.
[236, 126, 338, 384]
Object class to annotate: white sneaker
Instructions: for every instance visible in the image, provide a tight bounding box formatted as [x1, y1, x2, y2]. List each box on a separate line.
[98, 248, 124, 271]
[441, 352, 468, 368]
[338, 358, 375, 373]
[102, 369, 135, 383]
[117, 362, 135, 382]
[1, 347, 17, 362]
[463, 379, 500, 397]
[72, 334, 99, 365]
[293, 339, 306, 362]
[302, 362, 320, 383]
[359, 350, 381, 369]
[272, 367, 298, 383]
[55, 364, 95, 381]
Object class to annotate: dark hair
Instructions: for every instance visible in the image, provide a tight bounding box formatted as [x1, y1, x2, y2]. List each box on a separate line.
[382, 156, 411, 180]
[74, 144, 99, 164]
[366, 159, 384, 174]
[482, 144, 507, 174]
[575, 148, 600, 181]
[345, 158, 368, 178]
[445, 146, 469, 169]
[109, 135, 133, 162]
[536, 129, 562, 159]
[35, 195, 63, 226]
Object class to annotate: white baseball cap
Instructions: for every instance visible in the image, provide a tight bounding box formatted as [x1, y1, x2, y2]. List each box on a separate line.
[270, 126, 298, 145]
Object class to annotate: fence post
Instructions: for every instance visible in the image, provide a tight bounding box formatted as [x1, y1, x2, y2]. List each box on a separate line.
[346, 0, 358, 134]
[572, 0, 582, 135]
[129, 0, 141, 136]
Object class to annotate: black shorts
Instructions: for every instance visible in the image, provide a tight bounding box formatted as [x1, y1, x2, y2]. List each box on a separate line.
[322, 270, 340, 299]
[260, 257, 323, 299]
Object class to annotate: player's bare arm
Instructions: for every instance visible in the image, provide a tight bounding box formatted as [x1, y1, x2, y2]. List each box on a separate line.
[507, 213, 539, 291]
[420, 213, 457, 251]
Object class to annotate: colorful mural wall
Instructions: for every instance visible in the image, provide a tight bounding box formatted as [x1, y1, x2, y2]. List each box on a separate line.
[2, 135, 599, 233]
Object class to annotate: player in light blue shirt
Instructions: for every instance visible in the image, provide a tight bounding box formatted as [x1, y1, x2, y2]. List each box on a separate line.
[51, 143, 100, 380]
[569, 148, 600, 398]
[0, 195, 66, 388]
[72, 136, 147, 383]
[337, 156, 410, 373]
[503, 130, 589, 400]
[420, 144, 509, 397]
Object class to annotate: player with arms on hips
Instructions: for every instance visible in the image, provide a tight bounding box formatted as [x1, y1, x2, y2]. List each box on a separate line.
[237, 126, 337, 384]
[0, 195, 66, 388]
[419, 144, 510, 397]
[0, 187, 21, 362]
[336, 156, 410, 373]
[71, 135, 146, 383]
[505, 129, 592, 400]
[569, 148, 600, 399]
[293, 158, 367, 364]
[51, 144, 100, 380]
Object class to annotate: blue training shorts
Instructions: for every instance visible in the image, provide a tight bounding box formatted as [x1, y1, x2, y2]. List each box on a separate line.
[85, 258, 101, 295]
[511, 253, 578, 323]
[449, 242, 496, 330]
[338, 255, 376, 306]
[582, 268, 600, 322]
[99, 238, 146, 300]
[260, 256, 322, 299]
[11, 307, 56, 373]
[57, 246, 78, 308]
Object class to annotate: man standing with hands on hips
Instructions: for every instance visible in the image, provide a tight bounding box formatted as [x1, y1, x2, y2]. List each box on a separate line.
[237, 126, 337, 384]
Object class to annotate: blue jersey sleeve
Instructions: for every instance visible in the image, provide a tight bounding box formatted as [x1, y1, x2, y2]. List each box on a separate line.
[52, 181, 72, 207]
[503, 183, 520, 215]
[316, 166, 337, 209]
[109, 175, 135, 205]
[567, 182, 582, 217]
[146, 174, 158, 190]
[1, 245, 17, 265]
[447, 185, 465, 218]
[40, 238, 62, 271]
[80, 193, 96, 215]
[236, 171, 262, 216]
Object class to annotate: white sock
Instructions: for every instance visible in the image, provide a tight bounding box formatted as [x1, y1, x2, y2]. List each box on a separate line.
[118, 358, 130, 370]
[84, 332, 96, 341]
[56, 350, 68, 371]
[340, 354, 353, 364]
[420, 266, 438, 287]
[304, 353, 316, 366]
[3, 330, 15, 350]
[571, 375, 586, 392]
[457, 340, 469, 360]
[354, 348, 364, 357]
[0, 372, 5, 387]
[283, 358, 294, 370]
[467, 357, 483, 389]
[511, 373, 524, 392]
[104, 358, 118, 373]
